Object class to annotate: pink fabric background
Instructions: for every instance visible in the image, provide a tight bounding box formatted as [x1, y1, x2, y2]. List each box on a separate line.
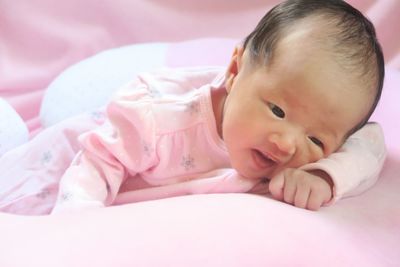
[1, 0, 400, 131]
[0, 1, 399, 266]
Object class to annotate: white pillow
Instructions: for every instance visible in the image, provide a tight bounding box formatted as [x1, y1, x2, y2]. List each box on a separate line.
[0, 98, 29, 156]
[40, 43, 168, 127]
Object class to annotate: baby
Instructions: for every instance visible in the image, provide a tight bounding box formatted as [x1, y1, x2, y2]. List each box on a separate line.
[0, 0, 386, 215]
[51, 0, 385, 212]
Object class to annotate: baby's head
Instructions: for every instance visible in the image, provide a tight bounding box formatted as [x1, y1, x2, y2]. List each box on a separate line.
[221, 0, 384, 179]
[242, 0, 384, 133]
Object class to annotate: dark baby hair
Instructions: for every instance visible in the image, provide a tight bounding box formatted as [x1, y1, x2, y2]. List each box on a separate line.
[243, 0, 385, 136]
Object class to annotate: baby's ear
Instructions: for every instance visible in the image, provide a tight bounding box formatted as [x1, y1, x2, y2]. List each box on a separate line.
[225, 46, 244, 93]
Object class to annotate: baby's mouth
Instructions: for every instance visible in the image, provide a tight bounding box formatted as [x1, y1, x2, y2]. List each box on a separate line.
[252, 149, 278, 169]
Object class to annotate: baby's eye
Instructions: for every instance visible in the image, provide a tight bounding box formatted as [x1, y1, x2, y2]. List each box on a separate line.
[309, 136, 324, 149]
[268, 103, 285, 118]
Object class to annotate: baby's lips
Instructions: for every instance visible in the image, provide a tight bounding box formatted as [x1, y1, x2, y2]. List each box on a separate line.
[258, 149, 280, 164]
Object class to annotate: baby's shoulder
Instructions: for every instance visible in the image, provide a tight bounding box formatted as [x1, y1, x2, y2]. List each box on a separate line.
[146, 67, 223, 135]
[109, 66, 223, 136]
[138, 66, 225, 96]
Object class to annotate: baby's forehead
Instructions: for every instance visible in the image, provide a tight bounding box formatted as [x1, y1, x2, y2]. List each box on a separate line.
[276, 16, 377, 86]
[275, 17, 337, 54]
[270, 25, 375, 94]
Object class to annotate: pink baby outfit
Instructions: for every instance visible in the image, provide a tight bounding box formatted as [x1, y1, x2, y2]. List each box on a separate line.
[52, 66, 386, 213]
[51, 67, 260, 213]
[0, 67, 386, 215]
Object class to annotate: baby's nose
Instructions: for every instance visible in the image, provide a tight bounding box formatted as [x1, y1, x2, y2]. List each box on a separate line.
[269, 133, 296, 157]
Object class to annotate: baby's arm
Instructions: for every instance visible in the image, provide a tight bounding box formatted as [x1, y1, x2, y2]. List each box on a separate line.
[51, 147, 126, 213]
[268, 122, 386, 210]
[52, 80, 156, 214]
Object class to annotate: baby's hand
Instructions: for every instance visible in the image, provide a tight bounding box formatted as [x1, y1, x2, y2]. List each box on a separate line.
[268, 168, 333, 211]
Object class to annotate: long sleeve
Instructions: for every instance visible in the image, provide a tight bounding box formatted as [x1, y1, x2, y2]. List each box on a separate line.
[52, 79, 158, 214]
[300, 122, 386, 204]
[114, 168, 257, 205]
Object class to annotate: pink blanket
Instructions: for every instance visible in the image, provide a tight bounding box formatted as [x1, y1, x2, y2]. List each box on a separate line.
[0, 1, 399, 266]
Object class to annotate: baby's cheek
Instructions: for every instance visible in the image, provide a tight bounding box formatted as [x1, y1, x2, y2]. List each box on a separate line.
[309, 149, 325, 164]
[292, 149, 323, 167]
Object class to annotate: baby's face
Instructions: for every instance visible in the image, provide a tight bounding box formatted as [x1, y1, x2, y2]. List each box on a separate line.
[221, 39, 372, 180]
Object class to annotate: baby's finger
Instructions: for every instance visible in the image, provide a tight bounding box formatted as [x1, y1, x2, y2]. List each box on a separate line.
[306, 191, 325, 211]
[269, 172, 285, 201]
[283, 176, 296, 204]
[294, 186, 311, 209]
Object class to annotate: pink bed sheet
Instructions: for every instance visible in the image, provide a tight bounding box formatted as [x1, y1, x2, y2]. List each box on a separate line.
[0, 193, 397, 267]
[0, 1, 399, 266]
